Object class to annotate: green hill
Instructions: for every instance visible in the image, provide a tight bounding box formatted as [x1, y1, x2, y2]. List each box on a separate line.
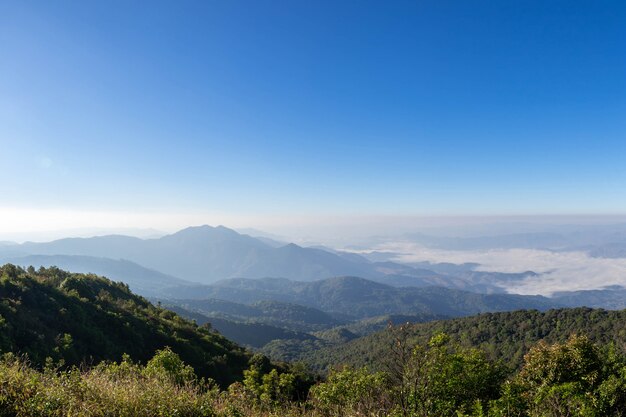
[162, 297, 343, 332]
[166, 301, 445, 353]
[259, 313, 445, 363]
[302, 307, 626, 372]
[0, 264, 249, 387]
[163, 303, 317, 348]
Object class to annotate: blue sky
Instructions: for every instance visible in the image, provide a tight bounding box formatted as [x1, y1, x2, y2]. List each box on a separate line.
[1, 0, 625, 234]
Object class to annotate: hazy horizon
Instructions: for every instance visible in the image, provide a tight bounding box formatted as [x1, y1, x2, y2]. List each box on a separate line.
[4, 213, 626, 244]
[5, 219, 626, 297]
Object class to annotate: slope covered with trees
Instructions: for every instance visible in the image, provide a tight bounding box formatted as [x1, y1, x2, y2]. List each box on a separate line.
[302, 307, 626, 372]
[162, 298, 344, 332]
[0, 264, 249, 386]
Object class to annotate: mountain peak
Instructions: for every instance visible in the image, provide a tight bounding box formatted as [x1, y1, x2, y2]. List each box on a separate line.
[167, 225, 240, 238]
[281, 243, 302, 250]
[8, 225, 382, 284]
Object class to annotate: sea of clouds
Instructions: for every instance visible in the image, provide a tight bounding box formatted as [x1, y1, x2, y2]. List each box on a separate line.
[371, 242, 626, 296]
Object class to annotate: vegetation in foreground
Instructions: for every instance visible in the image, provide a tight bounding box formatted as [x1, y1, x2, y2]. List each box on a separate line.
[0, 264, 251, 387]
[1, 331, 625, 416]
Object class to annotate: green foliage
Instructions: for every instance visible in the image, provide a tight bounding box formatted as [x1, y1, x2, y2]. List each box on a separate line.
[387, 330, 506, 417]
[241, 354, 311, 408]
[309, 366, 390, 416]
[0, 264, 249, 387]
[0, 351, 218, 417]
[1, 331, 626, 416]
[302, 308, 626, 373]
[495, 335, 626, 417]
[144, 347, 198, 386]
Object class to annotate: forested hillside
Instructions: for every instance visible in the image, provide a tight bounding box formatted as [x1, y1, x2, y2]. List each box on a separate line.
[301, 307, 626, 372]
[0, 264, 249, 386]
[162, 298, 343, 332]
[159, 275, 563, 357]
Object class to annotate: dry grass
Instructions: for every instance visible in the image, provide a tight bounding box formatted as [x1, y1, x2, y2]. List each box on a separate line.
[0, 355, 321, 417]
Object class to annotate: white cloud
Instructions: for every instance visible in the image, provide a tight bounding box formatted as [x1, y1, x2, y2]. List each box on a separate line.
[370, 241, 626, 296]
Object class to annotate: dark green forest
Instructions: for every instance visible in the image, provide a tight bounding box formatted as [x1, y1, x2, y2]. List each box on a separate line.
[293, 308, 626, 372]
[0, 264, 251, 386]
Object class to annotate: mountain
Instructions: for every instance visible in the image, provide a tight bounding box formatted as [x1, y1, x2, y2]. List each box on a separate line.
[162, 304, 317, 348]
[369, 261, 537, 293]
[204, 317, 317, 348]
[5, 226, 384, 284]
[0, 255, 191, 296]
[0, 264, 249, 386]
[552, 286, 626, 309]
[163, 275, 561, 319]
[162, 299, 434, 351]
[159, 298, 344, 332]
[300, 307, 626, 372]
[583, 241, 626, 258]
[260, 312, 446, 363]
[1, 226, 548, 293]
[314, 313, 447, 338]
[160, 292, 449, 355]
[233, 228, 288, 247]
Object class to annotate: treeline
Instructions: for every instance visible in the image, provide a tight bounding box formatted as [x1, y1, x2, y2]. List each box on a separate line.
[1, 332, 625, 416]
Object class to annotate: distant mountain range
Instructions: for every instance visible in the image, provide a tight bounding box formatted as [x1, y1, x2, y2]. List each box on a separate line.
[1, 226, 381, 284]
[157, 274, 562, 355]
[0, 225, 542, 295]
[159, 274, 626, 363]
[2, 224, 626, 318]
[3, 260, 624, 374]
[159, 298, 344, 332]
[162, 275, 561, 320]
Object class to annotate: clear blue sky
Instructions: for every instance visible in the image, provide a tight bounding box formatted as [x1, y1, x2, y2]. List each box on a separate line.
[1, 0, 625, 227]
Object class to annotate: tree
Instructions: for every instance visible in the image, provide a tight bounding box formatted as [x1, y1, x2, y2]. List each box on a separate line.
[144, 347, 197, 386]
[309, 366, 390, 417]
[387, 329, 505, 417]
